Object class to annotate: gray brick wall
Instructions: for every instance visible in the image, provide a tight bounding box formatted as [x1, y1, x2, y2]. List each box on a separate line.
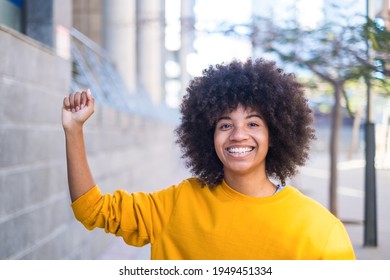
[0, 25, 189, 260]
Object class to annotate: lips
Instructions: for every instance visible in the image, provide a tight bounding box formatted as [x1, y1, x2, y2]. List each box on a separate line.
[226, 146, 254, 155]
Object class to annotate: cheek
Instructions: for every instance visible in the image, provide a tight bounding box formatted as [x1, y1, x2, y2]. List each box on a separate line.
[252, 131, 269, 148]
[261, 133, 270, 148]
[213, 134, 224, 157]
[213, 135, 219, 151]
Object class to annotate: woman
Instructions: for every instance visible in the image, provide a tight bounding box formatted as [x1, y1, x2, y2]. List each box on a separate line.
[62, 58, 355, 259]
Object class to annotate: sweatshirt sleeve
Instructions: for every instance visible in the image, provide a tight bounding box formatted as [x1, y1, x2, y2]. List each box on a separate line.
[71, 185, 176, 247]
[321, 220, 356, 260]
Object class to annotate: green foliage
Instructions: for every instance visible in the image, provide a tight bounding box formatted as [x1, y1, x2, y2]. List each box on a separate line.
[206, 11, 390, 100]
[363, 18, 390, 94]
[249, 15, 389, 99]
[365, 18, 390, 53]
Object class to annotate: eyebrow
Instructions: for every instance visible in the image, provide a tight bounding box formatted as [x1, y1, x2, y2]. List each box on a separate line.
[216, 114, 263, 122]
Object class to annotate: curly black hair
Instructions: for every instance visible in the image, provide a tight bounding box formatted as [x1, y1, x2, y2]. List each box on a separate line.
[175, 58, 315, 187]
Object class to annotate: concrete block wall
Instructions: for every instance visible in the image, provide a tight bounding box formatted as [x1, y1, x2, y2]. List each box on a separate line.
[0, 25, 189, 259]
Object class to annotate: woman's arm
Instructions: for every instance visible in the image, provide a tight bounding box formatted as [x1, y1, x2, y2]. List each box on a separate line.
[62, 89, 96, 202]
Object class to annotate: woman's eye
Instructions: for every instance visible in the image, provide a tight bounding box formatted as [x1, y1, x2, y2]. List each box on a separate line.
[248, 122, 259, 127]
[220, 123, 232, 130]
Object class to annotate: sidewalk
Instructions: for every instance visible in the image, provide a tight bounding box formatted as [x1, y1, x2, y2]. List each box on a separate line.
[296, 153, 390, 260]
[341, 166, 390, 260]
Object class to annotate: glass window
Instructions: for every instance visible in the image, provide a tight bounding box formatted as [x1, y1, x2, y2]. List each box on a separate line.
[0, 0, 24, 32]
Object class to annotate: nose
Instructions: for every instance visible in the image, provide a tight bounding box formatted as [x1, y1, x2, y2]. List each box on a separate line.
[229, 125, 249, 141]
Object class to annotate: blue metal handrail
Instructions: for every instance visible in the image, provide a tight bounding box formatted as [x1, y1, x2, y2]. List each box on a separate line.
[70, 28, 179, 123]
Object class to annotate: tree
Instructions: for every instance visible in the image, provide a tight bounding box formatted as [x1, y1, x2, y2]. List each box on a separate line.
[259, 18, 365, 216]
[361, 17, 390, 93]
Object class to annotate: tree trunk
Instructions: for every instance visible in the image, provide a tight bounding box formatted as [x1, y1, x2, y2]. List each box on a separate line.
[329, 82, 343, 216]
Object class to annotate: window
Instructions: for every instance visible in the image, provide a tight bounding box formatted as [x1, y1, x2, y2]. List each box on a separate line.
[0, 0, 24, 32]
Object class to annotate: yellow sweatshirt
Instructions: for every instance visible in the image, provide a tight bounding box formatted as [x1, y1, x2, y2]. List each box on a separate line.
[71, 178, 355, 260]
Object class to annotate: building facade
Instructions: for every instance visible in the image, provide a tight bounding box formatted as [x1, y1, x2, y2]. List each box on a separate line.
[0, 0, 190, 259]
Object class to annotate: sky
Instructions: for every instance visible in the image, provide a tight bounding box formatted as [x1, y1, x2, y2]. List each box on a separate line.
[164, 0, 326, 106]
[190, 0, 253, 74]
[165, 0, 254, 77]
[164, 0, 369, 106]
[190, 0, 368, 65]
[186, 0, 330, 76]
[165, 0, 254, 106]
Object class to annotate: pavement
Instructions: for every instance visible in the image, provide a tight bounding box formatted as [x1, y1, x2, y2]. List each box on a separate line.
[296, 152, 390, 260]
[96, 147, 390, 260]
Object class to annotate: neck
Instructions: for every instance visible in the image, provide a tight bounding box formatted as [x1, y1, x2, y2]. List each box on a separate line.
[224, 172, 276, 197]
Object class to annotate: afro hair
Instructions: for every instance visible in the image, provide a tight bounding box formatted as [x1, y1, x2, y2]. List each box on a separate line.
[175, 58, 315, 187]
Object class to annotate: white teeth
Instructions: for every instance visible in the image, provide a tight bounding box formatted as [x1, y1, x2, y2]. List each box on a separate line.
[227, 147, 253, 153]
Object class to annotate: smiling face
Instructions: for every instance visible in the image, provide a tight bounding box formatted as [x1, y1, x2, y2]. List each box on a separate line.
[214, 104, 270, 180]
